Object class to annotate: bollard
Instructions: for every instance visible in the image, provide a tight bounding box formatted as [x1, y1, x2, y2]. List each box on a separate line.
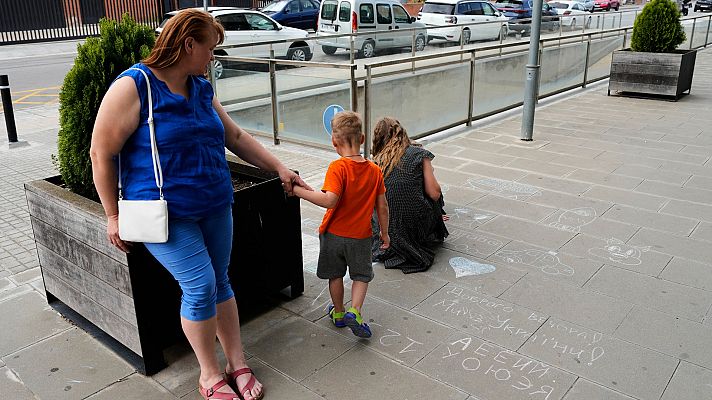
[0, 75, 18, 143]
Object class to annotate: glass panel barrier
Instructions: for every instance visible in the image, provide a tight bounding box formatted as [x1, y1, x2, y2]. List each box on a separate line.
[691, 17, 710, 49]
[217, 62, 273, 135]
[539, 41, 588, 96]
[473, 52, 527, 117]
[680, 19, 694, 49]
[368, 61, 470, 137]
[274, 65, 353, 146]
[585, 34, 623, 82]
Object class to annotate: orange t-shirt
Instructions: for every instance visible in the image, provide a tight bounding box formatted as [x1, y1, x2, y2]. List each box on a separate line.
[318, 157, 386, 239]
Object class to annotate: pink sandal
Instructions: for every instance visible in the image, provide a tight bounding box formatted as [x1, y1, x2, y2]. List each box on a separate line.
[226, 368, 264, 400]
[199, 379, 240, 400]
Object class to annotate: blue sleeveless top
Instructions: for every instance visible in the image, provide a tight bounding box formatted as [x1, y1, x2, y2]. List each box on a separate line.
[117, 63, 233, 218]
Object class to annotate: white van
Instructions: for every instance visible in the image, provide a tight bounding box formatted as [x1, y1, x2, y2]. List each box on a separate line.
[316, 0, 428, 57]
[418, 0, 508, 43]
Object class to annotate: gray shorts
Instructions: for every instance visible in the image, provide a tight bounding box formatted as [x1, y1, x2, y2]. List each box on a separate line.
[317, 232, 374, 282]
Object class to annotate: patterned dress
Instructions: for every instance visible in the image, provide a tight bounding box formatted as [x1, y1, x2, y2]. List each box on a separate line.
[372, 146, 449, 273]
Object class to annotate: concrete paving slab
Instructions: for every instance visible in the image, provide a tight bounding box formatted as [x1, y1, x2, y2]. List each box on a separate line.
[415, 332, 577, 400]
[319, 297, 453, 366]
[303, 345, 469, 400]
[489, 241, 604, 287]
[582, 185, 668, 211]
[432, 154, 474, 171]
[0, 277, 14, 291]
[505, 159, 578, 178]
[151, 341, 229, 398]
[459, 162, 529, 182]
[496, 146, 558, 160]
[620, 137, 686, 153]
[0, 284, 35, 303]
[562, 378, 636, 400]
[445, 205, 497, 231]
[0, 291, 70, 357]
[500, 275, 632, 333]
[560, 234, 672, 276]
[276, 272, 351, 323]
[601, 204, 699, 236]
[549, 154, 623, 174]
[85, 374, 178, 399]
[629, 228, 712, 265]
[245, 316, 355, 381]
[412, 283, 545, 350]
[471, 195, 557, 223]
[660, 257, 712, 291]
[448, 137, 509, 153]
[541, 212, 639, 242]
[636, 180, 712, 204]
[440, 184, 488, 207]
[520, 318, 678, 400]
[443, 226, 511, 258]
[455, 148, 518, 167]
[0, 366, 37, 400]
[367, 263, 448, 309]
[540, 143, 605, 160]
[478, 215, 577, 250]
[528, 190, 614, 216]
[612, 164, 691, 186]
[214, 358, 324, 400]
[615, 306, 712, 368]
[424, 249, 525, 297]
[686, 175, 712, 191]
[8, 268, 41, 286]
[691, 221, 712, 243]
[660, 161, 712, 178]
[660, 361, 712, 400]
[5, 328, 134, 400]
[239, 304, 294, 347]
[566, 169, 643, 190]
[517, 173, 592, 196]
[661, 199, 712, 222]
[585, 266, 712, 321]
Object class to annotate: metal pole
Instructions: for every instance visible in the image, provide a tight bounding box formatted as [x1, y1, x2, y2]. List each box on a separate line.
[412, 28, 416, 73]
[706, 16, 711, 47]
[622, 27, 627, 48]
[269, 60, 279, 145]
[350, 34, 355, 64]
[582, 35, 591, 87]
[350, 64, 357, 112]
[0, 75, 18, 143]
[618, 11, 622, 28]
[364, 66, 372, 157]
[499, 23, 504, 56]
[690, 18, 696, 49]
[467, 51, 476, 126]
[203, 0, 208, 11]
[520, 0, 543, 141]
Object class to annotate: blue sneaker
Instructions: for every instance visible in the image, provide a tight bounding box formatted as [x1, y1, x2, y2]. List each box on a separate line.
[343, 307, 372, 338]
[328, 304, 346, 328]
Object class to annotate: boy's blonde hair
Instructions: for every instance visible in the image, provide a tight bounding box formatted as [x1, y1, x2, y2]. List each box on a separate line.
[331, 111, 363, 146]
[371, 117, 418, 178]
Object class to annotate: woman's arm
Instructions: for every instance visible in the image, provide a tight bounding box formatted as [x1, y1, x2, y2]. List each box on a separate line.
[89, 76, 141, 252]
[422, 157, 442, 202]
[213, 97, 312, 194]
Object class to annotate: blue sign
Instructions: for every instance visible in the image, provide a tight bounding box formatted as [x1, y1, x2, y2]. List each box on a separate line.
[323, 104, 345, 136]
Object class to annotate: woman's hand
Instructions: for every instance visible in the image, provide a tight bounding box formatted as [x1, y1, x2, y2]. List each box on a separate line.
[278, 167, 313, 195]
[107, 214, 132, 253]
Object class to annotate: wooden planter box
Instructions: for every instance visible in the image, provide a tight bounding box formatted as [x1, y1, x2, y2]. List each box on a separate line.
[608, 49, 697, 100]
[24, 161, 303, 375]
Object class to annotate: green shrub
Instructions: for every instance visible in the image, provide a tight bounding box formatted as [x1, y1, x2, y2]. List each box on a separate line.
[630, 0, 686, 53]
[56, 14, 154, 199]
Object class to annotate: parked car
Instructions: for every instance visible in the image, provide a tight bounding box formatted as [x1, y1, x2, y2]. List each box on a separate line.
[577, 0, 595, 12]
[494, 0, 560, 35]
[417, 0, 509, 43]
[317, 0, 428, 57]
[593, 0, 619, 11]
[548, 1, 592, 29]
[261, 0, 321, 31]
[156, 7, 313, 78]
[693, 0, 711, 11]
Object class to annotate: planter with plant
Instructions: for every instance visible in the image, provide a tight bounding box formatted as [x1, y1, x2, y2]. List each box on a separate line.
[608, 0, 696, 100]
[25, 14, 303, 375]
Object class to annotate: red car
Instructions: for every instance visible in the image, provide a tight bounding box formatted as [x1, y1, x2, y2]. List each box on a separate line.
[594, 0, 619, 10]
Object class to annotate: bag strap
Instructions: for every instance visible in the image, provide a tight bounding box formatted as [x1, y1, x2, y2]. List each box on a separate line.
[118, 67, 164, 200]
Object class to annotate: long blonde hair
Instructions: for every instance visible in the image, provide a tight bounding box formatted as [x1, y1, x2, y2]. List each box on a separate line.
[371, 117, 416, 178]
[143, 9, 225, 69]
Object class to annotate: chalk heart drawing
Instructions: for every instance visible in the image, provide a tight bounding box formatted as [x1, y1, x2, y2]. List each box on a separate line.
[464, 177, 542, 200]
[441, 183, 451, 193]
[449, 257, 496, 278]
[588, 238, 650, 266]
[451, 208, 493, 228]
[548, 207, 596, 233]
[494, 249, 574, 276]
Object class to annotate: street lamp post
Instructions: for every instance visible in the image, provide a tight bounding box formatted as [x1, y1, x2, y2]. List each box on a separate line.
[520, 0, 544, 141]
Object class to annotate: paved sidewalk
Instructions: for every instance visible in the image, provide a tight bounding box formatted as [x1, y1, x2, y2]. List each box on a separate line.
[1, 46, 712, 400]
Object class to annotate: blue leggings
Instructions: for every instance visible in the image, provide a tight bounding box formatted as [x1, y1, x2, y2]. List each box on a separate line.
[145, 206, 234, 321]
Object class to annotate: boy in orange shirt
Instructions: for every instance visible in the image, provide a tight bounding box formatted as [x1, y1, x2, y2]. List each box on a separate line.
[293, 111, 389, 338]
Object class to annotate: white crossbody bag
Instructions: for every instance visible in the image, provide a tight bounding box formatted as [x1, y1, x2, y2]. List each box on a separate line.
[117, 68, 169, 243]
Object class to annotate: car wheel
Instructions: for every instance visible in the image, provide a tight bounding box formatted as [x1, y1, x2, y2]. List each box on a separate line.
[211, 59, 224, 80]
[360, 40, 375, 58]
[287, 45, 310, 61]
[550, 21, 560, 31]
[414, 34, 426, 51]
[570, 18, 577, 29]
[322, 45, 337, 55]
[614, 4, 619, 10]
[606, 5, 610, 10]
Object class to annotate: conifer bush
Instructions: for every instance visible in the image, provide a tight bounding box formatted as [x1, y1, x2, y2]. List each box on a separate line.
[56, 14, 154, 199]
[630, 0, 686, 53]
